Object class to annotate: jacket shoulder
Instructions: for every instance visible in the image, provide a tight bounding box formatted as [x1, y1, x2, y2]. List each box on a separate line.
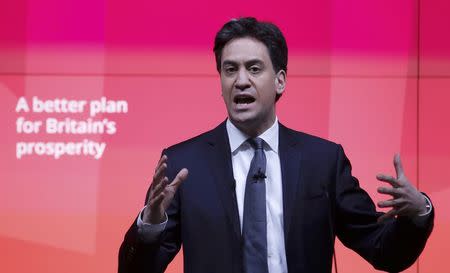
[163, 122, 224, 155]
[281, 124, 341, 152]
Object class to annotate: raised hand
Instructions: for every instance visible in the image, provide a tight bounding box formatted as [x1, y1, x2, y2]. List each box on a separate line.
[376, 154, 428, 223]
[143, 155, 189, 224]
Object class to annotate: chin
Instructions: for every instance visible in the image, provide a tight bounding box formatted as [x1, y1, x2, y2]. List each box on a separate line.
[230, 112, 257, 125]
[230, 114, 265, 135]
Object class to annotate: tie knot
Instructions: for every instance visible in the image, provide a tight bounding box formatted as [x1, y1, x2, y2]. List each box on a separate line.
[248, 137, 264, 150]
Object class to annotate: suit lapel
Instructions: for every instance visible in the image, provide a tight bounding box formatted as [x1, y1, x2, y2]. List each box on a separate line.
[279, 123, 302, 242]
[203, 122, 303, 243]
[205, 121, 242, 241]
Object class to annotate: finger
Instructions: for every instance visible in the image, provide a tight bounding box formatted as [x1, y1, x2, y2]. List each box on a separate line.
[394, 153, 405, 179]
[152, 177, 169, 197]
[391, 206, 409, 217]
[153, 155, 168, 181]
[153, 155, 168, 174]
[378, 198, 405, 208]
[376, 174, 401, 188]
[155, 155, 168, 174]
[157, 155, 168, 168]
[168, 168, 189, 190]
[377, 208, 398, 223]
[377, 186, 402, 197]
[152, 162, 167, 188]
[149, 191, 165, 209]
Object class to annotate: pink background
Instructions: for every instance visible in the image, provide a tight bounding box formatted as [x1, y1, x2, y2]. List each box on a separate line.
[1, 0, 449, 272]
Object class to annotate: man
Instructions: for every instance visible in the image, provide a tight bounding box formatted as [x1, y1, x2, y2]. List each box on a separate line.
[119, 17, 434, 273]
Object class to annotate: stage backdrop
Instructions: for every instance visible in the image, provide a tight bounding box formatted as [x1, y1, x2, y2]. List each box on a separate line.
[1, 0, 449, 272]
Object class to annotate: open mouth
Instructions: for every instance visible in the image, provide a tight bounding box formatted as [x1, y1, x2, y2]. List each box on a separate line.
[234, 94, 256, 105]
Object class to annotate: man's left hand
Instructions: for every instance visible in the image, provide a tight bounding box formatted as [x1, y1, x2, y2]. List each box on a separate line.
[376, 154, 428, 223]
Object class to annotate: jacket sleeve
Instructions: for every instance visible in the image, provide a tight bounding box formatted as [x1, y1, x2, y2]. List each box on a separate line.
[118, 149, 182, 273]
[334, 145, 434, 272]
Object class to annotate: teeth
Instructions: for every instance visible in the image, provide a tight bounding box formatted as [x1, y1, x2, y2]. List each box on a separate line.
[235, 97, 255, 104]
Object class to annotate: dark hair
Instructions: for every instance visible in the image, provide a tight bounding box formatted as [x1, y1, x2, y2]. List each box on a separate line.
[213, 17, 288, 101]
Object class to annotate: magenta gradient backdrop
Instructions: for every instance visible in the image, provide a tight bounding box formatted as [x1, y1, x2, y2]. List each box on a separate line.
[1, 0, 449, 272]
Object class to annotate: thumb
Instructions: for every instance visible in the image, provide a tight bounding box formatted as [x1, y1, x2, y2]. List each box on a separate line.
[170, 168, 189, 189]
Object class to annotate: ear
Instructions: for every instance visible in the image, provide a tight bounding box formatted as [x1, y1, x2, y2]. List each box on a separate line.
[275, 70, 286, 96]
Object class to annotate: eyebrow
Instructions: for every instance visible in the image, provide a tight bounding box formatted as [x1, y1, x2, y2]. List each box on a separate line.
[222, 59, 264, 67]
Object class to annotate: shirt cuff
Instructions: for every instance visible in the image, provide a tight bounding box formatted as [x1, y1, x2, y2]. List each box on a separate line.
[417, 194, 433, 217]
[410, 194, 433, 227]
[136, 206, 168, 243]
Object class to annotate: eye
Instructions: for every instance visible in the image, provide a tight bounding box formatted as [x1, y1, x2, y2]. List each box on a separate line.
[248, 65, 262, 74]
[223, 66, 237, 75]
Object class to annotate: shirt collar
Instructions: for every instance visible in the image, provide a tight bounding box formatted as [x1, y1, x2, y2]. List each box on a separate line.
[226, 117, 279, 154]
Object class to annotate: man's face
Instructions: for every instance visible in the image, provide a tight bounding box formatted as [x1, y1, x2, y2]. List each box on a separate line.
[220, 37, 285, 136]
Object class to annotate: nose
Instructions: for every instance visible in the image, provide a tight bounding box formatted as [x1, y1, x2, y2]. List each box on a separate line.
[235, 68, 251, 91]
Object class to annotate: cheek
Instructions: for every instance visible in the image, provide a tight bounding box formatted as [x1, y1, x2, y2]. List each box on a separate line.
[221, 87, 229, 97]
[220, 89, 231, 105]
[220, 81, 233, 98]
[256, 79, 278, 98]
[220, 79, 229, 92]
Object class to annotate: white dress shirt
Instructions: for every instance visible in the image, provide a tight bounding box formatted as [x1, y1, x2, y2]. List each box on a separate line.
[226, 118, 288, 273]
[137, 118, 288, 273]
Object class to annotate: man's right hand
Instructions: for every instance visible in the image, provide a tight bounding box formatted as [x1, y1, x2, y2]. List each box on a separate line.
[142, 155, 189, 224]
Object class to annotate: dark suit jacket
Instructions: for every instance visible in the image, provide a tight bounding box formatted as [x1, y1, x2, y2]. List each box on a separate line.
[119, 121, 433, 273]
